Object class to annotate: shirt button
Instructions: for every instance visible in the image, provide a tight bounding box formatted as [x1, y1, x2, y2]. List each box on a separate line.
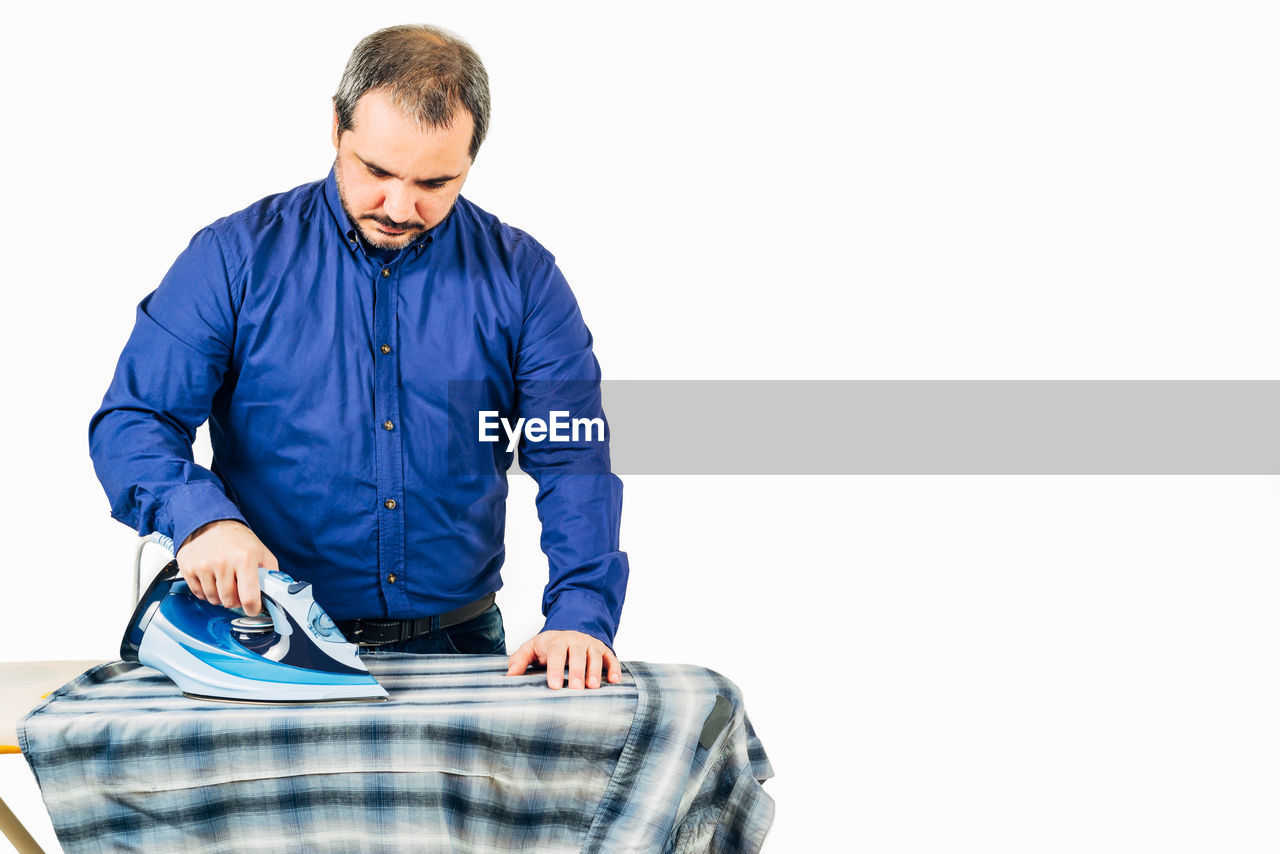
[387, 573, 397, 584]
[384, 498, 397, 510]
[380, 344, 391, 354]
[381, 267, 391, 278]
[383, 420, 394, 431]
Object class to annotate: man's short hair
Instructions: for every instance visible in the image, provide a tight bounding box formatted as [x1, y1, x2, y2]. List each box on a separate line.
[333, 24, 491, 161]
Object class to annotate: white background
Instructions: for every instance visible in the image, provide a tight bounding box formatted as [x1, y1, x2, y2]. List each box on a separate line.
[2, 2, 1280, 852]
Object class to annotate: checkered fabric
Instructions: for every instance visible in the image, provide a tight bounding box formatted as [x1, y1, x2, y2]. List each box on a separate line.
[19, 656, 774, 853]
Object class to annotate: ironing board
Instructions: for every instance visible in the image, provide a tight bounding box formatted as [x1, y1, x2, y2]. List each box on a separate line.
[18, 656, 774, 853]
[1, 661, 107, 854]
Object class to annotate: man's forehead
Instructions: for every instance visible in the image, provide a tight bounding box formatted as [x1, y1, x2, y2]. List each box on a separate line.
[343, 94, 474, 177]
[350, 89, 473, 139]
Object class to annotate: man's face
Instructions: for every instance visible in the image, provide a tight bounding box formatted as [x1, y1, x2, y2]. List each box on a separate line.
[332, 88, 474, 250]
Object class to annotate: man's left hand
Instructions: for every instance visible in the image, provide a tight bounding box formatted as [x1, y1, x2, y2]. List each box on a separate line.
[506, 630, 623, 690]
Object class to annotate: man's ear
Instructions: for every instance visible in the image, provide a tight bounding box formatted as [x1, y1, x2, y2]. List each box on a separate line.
[331, 103, 341, 151]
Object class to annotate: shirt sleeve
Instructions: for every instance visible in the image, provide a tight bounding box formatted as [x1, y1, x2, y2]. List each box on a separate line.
[515, 250, 629, 649]
[88, 227, 248, 551]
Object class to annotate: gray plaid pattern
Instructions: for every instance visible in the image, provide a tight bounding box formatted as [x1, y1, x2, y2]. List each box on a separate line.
[19, 656, 773, 853]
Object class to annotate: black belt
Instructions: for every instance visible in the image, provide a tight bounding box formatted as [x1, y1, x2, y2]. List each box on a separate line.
[335, 592, 496, 647]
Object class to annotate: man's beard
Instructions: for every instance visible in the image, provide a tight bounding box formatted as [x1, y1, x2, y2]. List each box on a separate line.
[333, 160, 425, 250]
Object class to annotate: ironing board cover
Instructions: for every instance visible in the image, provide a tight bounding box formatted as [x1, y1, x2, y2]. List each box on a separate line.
[19, 656, 774, 853]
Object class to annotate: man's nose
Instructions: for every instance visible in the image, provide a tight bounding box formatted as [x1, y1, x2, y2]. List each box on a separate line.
[383, 183, 415, 224]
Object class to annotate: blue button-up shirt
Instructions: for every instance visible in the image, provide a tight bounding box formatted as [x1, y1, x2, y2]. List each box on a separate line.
[89, 168, 628, 646]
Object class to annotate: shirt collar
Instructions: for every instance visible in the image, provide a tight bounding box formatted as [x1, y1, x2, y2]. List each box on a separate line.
[322, 165, 459, 261]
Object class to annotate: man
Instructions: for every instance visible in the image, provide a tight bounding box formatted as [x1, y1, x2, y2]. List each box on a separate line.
[89, 24, 628, 691]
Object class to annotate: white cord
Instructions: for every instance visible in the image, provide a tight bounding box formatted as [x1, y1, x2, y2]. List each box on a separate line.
[133, 532, 176, 604]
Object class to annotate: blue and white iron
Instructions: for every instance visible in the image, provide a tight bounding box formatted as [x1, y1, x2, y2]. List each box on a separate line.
[121, 544, 388, 704]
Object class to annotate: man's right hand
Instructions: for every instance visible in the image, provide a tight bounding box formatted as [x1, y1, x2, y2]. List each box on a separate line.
[175, 519, 277, 617]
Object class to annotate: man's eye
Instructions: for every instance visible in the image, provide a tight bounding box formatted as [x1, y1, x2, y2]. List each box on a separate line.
[366, 166, 388, 178]
[424, 182, 448, 190]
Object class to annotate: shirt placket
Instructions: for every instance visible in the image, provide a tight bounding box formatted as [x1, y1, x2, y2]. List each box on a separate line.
[373, 258, 409, 613]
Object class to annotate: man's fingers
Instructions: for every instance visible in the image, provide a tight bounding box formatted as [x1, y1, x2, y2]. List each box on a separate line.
[508, 632, 624, 689]
[605, 647, 623, 683]
[200, 566, 224, 606]
[546, 643, 569, 690]
[586, 646, 604, 689]
[237, 563, 263, 617]
[215, 562, 240, 610]
[567, 643, 588, 690]
[507, 641, 534, 675]
[181, 568, 207, 601]
[172, 521, 274, 613]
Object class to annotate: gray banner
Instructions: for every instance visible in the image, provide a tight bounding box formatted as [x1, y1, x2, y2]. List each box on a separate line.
[569, 381, 1280, 474]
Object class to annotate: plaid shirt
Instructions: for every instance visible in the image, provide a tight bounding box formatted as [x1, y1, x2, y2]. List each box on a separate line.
[19, 656, 774, 853]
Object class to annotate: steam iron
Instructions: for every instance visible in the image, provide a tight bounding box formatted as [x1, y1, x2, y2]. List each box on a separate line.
[121, 561, 389, 703]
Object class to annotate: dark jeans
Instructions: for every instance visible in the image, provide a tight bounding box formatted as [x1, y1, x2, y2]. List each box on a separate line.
[357, 603, 508, 656]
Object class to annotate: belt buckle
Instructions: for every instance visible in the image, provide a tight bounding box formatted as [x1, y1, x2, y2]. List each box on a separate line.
[350, 619, 400, 647]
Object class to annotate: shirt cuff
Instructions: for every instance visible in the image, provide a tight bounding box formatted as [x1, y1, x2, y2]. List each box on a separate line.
[541, 588, 619, 649]
[159, 481, 248, 553]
